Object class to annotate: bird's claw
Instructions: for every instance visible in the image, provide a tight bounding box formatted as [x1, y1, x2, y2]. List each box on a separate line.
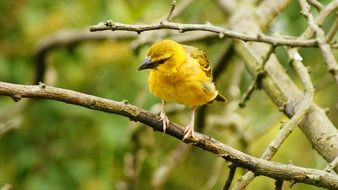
[160, 111, 170, 133]
[183, 123, 195, 140]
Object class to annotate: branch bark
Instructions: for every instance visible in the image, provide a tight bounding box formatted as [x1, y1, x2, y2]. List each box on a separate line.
[230, 0, 338, 174]
[90, 20, 318, 47]
[299, 0, 338, 85]
[0, 81, 337, 189]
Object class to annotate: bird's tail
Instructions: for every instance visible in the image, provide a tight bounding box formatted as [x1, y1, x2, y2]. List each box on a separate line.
[214, 93, 227, 103]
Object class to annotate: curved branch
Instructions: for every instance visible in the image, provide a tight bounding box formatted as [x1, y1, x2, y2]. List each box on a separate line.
[0, 81, 337, 189]
[89, 20, 318, 47]
[230, 0, 338, 174]
[299, 0, 338, 85]
[233, 46, 315, 190]
[34, 29, 136, 84]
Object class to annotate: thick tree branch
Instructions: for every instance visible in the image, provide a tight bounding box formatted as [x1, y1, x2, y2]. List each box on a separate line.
[90, 20, 318, 47]
[233, 47, 315, 190]
[230, 0, 338, 175]
[0, 81, 337, 189]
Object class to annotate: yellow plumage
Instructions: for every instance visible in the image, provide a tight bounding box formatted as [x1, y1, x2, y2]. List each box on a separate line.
[138, 40, 226, 139]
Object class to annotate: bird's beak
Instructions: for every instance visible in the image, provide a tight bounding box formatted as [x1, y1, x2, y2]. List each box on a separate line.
[138, 56, 155, 70]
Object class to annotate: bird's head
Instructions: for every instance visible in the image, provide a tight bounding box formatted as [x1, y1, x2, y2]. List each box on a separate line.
[138, 40, 185, 71]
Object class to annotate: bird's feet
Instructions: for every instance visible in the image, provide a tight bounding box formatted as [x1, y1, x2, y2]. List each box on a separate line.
[183, 122, 195, 140]
[160, 111, 170, 133]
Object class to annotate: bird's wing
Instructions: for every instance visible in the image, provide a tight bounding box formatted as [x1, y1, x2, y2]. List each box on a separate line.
[183, 45, 212, 79]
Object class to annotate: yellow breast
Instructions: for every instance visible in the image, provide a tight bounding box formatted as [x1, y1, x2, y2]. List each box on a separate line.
[148, 56, 218, 107]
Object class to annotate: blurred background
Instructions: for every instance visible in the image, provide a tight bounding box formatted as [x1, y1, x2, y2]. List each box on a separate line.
[0, 0, 337, 189]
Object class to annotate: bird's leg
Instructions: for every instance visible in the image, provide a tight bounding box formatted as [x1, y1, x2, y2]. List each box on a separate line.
[183, 107, 196, 140]
[159, 100, 170, 133]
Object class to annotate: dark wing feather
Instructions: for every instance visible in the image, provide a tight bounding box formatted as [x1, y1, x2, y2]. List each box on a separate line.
[183, 44, 227, 103]
[183, 45, 212, 79]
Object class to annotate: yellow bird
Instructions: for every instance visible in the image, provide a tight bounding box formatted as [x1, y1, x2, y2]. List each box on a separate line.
[138, 40, 226, 140]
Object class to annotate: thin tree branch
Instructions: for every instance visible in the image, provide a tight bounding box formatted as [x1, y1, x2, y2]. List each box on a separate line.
[164, 0, 177, 22]
[34, 29, 136, 84]
[327, 16, 338, 44]
[308, 0, 323, 11]
[223, 164, 237, 190]
[325, 156, 338, 173]
[233, 47, 315, 190]
[300, 0, 338, 39]
[169, 0, 194, 20]
[0, 81, 337, 189]
[231, 0, 338, 175]
[274, 179, 284, 190]
[239, 46, 275, 107]
[299, 0, 338, 86]
[90, 21, 318, 47]
[131, 0, 194, 52]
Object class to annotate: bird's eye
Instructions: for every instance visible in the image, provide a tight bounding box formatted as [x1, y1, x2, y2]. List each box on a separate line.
[156, 57, 169, 65]
[157, 59, 166, 64]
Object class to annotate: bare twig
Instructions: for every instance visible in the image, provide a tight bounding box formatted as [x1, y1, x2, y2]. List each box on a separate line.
[274, 179, 284, 190]
[164, 0, 177, 22]
[223, 164, 237, 190]
[325, 156, 338, 173]
[233, 48, 315, 190]
[239, 46, 275, 107]
[90, 21, 318, 47]
[299, 0, 338, 86]
[327, 16, 338, 44]
[168, 0, 194, 20]
[131, 0, 194, 52]
[300, 0, 338, 39]
[231, 0, 338, 176]
[308, 0, 323, 10]
[0, 81, 337, 189]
